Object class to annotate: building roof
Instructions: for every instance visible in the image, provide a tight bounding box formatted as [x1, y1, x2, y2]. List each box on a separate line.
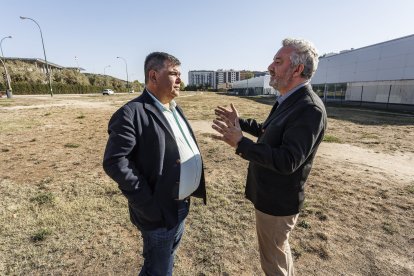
[2, 57, 84, 71]
[65, 66, 86, 71]
[320, 33, 414, 59]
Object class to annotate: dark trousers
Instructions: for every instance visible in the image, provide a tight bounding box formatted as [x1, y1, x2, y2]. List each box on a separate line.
[139, 200, 189, 276]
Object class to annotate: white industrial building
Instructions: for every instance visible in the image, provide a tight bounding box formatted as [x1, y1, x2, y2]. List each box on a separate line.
[226, 34, 414, 110]
[311, 34, 414, 110]
[231, 75, 277, 96]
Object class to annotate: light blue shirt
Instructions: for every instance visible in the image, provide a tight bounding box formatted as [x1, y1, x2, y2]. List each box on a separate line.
[276, 80, 310, 107]
[147, 90, 202, 199]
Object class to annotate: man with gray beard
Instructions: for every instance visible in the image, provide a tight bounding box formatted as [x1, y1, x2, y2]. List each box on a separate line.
[213, 38, 327, 275]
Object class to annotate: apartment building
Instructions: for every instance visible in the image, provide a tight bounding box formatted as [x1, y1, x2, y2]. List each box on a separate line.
[188, 70, 216, 88]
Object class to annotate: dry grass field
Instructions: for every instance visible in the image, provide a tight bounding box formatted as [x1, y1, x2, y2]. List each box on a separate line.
[1, 92, 413, 275]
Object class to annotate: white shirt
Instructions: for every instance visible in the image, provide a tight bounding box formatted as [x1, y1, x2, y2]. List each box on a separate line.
[147, 90, 202, 199]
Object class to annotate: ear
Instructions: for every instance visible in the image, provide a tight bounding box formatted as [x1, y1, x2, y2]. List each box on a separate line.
[293, 64, 305, 77]
[149, 70, 157, 84]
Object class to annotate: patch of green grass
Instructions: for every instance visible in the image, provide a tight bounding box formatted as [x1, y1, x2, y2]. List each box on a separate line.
[323, 135, 341, 143]
[405, 185, 414, 194]
[44, 112, 51, 116]
[298, 220, 311, 229]
[31, 228, 52, 242]
[77, 114, 85, 119]
[360, 133, 379, 139]
[64, 143, 80, 148]
[30, 192, 54, 205]
[1, 148, 10, 152]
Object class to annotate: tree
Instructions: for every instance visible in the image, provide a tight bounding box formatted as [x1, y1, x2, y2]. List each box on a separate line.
[244, 71, 254, 79]
[180, 81, 185, 91]
[131, 80, 143, 92]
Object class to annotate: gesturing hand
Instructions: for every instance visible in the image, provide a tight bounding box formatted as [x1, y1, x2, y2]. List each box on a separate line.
[212, 115, 243, 148]
[214, 103, 239, 125]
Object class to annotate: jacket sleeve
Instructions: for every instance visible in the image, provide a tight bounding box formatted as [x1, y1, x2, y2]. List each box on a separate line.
[239, 118, 263, 137]
[236, 105, 325, 175]
[102, 105, 154, 205]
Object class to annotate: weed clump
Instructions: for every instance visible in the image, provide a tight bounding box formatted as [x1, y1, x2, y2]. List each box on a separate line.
[31, 228, 52, 242]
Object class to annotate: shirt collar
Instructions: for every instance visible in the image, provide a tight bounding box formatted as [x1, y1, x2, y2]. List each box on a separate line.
[146, 88, 176, 111]
[277, 80, 309, 106]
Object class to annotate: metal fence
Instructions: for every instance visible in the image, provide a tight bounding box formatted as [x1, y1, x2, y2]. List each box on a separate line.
[312, 82, 414, 112]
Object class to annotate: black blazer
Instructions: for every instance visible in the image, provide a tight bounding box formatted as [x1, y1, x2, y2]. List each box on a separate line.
[103, 89, 206, 230]
[236, 85, 327, 216]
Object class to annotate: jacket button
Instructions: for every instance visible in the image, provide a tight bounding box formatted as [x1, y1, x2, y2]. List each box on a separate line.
[176, 159, 181, 164]
[262, 129, 265, 133]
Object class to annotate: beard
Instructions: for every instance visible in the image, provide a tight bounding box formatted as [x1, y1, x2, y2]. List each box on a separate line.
[269, 77, 278, 89]
[269, 73, 293, 91]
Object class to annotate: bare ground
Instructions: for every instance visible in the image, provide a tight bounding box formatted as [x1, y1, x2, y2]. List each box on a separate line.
[0, 92, 413, 275]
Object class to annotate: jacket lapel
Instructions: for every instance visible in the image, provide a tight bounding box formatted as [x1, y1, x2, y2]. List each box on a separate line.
[262, 85, 310, 129]
[142, 89, 176, 139]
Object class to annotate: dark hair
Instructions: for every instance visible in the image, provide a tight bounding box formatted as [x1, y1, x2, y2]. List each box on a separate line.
[144, 52, 181, 84]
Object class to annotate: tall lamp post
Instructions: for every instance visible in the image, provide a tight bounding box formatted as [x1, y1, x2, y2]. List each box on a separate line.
[0, 36, 13, 98]
[0, 35, 12, 57]
[74, 56, 80, 72]
[116, 56, 129, 92]
[0, 57, 12, 98]
[20, 16, 53, 97]
[104, 65, 111, 76]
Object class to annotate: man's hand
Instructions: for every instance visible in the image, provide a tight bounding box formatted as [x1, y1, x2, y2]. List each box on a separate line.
[212, 115, 243, 148]
[214, 103, 239, 125]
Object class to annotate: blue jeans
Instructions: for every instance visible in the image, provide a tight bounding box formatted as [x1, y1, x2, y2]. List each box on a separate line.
[138, 200, 189, 276]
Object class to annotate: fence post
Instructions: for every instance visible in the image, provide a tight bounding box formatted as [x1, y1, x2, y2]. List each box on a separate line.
[386, 85, 392, 109]
[360, 85, 364, 107]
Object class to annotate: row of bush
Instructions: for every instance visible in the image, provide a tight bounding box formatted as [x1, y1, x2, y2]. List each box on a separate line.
[0, 82, 106, 95]
[1, 60, 144, 94]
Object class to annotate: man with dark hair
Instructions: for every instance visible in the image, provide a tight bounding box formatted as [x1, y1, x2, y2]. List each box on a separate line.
[103, 52, 206, 275]
[213, 38, 327, 275]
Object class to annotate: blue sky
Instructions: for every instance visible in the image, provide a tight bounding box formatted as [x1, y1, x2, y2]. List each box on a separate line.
[1, 0, 413, 84]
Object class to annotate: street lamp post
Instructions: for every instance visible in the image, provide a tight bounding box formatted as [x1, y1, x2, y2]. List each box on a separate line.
[0, 36, 12, 57]
[75, 56, 80, 72]
[116, 56, 129, 92]
[20, 16, 53, 97]
[104, 65, 111, 76]
[0, 57, 12, 98]
[0, 36, 13, 98]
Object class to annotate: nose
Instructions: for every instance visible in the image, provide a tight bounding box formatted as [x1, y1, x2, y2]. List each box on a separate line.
[268, 61, 276, 71]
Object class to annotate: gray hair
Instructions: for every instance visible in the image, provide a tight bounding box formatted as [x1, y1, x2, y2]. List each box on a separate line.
[144, 52, 181, 84]
[282, 38, 319, 79]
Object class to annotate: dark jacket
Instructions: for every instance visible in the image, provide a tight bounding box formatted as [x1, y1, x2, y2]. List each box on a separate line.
[236, 85, 327, 216]
[103, 89, 206, 230]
